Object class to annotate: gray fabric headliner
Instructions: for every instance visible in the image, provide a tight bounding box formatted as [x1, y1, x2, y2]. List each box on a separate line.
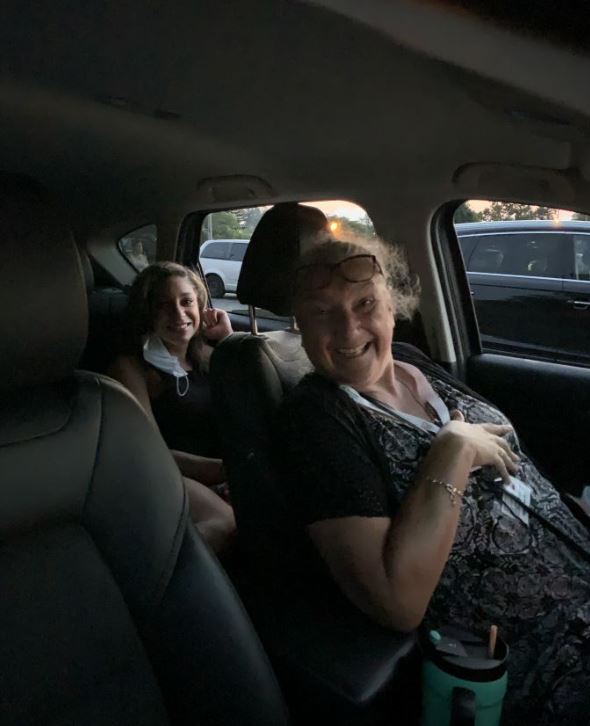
[0, 0, 588, 234]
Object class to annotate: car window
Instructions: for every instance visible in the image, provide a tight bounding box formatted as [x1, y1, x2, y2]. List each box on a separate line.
[574, 235, 590, 280]
[229, 243, 248, 262]
[198, 201, 374, 322]
[467, 233, 567, 277]
[201, 241, 231, 260]
[119, 224, 157, 270]
[458, 235, 478, 265]
[454, 201, 589, 366]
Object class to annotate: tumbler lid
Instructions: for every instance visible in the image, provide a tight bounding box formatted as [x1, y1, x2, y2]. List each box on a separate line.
[423, 625, 508, 682]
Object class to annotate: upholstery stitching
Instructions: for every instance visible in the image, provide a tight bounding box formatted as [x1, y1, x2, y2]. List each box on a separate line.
[0, 379, 76, 449]
[81, 372, 104, 519]
[145, 480, 189, 623]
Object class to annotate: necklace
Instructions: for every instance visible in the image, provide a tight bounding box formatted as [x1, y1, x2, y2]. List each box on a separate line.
[397, 377, 437, 422]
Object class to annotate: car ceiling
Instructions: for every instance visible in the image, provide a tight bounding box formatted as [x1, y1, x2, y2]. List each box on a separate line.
[1, 0, 590, 234]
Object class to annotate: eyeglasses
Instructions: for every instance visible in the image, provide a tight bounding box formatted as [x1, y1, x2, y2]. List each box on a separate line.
[294, 254, 383, 293]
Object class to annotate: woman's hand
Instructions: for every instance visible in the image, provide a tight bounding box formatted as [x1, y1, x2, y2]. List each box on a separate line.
[201, 308, 233, 342]
[435, 410, 519, 483]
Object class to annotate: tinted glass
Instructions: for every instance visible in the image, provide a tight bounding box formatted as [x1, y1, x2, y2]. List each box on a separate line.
[119, 224, 157, 270]
[574, 235, 590, 280]
[469, 233, 566, 278]
[230, 243, 248, 261]
[458, 235, 477, 264]
[201, 242, 230, 259]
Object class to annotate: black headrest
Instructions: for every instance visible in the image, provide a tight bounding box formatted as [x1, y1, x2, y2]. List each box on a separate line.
[237, 202, 329, 316]
[0, 173, 87, 392]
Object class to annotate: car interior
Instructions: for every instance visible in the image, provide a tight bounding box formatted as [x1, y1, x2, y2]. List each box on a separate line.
[2, 1, 590, 724]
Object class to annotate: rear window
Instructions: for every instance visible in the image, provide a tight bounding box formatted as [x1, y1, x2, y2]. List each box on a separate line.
[119, 224, 157, 270]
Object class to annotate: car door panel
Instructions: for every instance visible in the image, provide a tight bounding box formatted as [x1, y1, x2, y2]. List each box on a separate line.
[469, 272, 565, 360]
[467, 353, 590, 494]
[561, 278, 590, 364]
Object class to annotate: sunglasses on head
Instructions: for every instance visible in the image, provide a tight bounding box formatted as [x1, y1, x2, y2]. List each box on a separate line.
[294, 254, 383, 293]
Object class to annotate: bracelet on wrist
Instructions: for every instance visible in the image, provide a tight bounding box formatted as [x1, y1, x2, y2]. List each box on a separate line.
[426, 477, 464, 506]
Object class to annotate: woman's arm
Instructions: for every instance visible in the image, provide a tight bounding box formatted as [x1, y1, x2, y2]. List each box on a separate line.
[108, 356, 225, 485]
[108, 355, 158, 425]
[308, 416, 518, 632]
[171, 450, 225, 487]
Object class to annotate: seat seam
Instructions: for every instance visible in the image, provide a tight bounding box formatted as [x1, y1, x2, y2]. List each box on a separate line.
[145, 484, 189, 621]
[81, 373, 104, 519]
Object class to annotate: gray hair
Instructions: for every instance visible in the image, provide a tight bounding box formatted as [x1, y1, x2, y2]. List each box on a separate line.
[294, 237, 420, 320]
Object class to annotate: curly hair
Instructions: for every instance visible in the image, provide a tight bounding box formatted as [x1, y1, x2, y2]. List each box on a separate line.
[293, 236, 420, 320]
[125, 262, 208, 347]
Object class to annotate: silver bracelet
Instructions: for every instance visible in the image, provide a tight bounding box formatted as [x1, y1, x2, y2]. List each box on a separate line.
[427, 477, 464, 506]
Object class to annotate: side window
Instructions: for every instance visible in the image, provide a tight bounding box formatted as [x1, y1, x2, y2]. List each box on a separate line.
[457, 235, 477, 266]
[469, 233, 566, 278]
[119, 224, 157, 271]
[468, 236, 510, 273]
[574, 235, 590, 280]
[198, 201, 374, 323]
[229, 243, 247, 262]
[454, 202, 589, 366]
[201, 241, 230, 260]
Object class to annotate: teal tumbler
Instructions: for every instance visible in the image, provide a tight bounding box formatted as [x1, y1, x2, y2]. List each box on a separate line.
[421, 626, 508, 726]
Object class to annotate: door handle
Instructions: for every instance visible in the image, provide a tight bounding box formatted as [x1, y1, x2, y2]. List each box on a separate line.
[567, 300, 590, 311]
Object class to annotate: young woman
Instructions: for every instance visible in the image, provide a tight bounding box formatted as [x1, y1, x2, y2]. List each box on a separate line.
[109, 262, 235, 554]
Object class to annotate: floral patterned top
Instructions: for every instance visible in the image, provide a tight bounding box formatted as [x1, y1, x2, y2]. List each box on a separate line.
[277, 346, 590, 726]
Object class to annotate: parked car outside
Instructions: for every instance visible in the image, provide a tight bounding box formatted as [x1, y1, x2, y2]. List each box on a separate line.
[200, 239, 249, 298]
[456, 220, 590, 365]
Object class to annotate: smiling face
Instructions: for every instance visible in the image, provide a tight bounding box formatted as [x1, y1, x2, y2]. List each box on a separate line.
[295, 274, 395, 390]
[151, 276, 201, 353]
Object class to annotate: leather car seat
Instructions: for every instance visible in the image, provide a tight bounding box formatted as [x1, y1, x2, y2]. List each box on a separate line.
[210, 203, 419, 726]
[0, 173, 288, 726]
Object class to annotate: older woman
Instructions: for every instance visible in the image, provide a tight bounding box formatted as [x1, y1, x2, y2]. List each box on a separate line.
[109, 262, 235, 553]
[277, 238, 590, 725]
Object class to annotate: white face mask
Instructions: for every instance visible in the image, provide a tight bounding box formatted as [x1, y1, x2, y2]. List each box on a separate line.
[142, 335, 189, 396]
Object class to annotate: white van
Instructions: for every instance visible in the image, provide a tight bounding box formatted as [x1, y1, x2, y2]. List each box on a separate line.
[200, 239, 249, 298]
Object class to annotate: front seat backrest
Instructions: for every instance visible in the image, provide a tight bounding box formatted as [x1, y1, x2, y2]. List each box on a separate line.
[0, 174, 287, 726]
[210, 203, 419, 724]
[212, 203, 327, 542]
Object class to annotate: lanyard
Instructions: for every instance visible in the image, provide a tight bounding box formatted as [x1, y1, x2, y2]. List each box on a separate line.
[341, 385, 450, 434]
[501, 485, 590, 564]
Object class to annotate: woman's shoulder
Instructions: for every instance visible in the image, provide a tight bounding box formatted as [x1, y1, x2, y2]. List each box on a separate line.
[108, 352, 161, 388]
[285, 372, 348, 408]
[109, 351, 144, 375]
[280, 373, 365, 433]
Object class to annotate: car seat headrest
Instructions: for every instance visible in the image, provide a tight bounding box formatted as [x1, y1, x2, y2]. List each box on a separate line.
[0, 173, 87, 392]
[237, 202, 329, 316]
